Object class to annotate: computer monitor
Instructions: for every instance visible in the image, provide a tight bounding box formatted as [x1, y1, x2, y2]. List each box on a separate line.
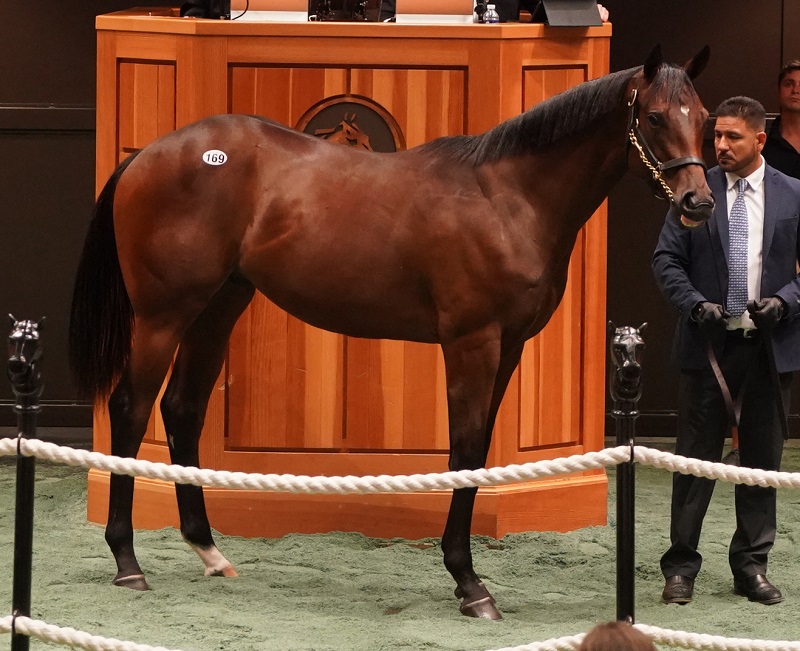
[180, 0, 231, 19]
[531, 0, 601, 26]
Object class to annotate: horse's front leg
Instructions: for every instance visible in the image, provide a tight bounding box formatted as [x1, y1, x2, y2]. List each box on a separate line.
[160, 279, 254, 578]
[440, 327, 508, 620]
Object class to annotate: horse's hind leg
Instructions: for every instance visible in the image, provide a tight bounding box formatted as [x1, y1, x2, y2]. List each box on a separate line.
[107, 320, 188, 590]
[159, 277, 255, 578]
[440, 328, 518, 621]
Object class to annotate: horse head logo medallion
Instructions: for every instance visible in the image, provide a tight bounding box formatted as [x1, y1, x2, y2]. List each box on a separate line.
[314, 113, 373, 150]
[295, 94, 405, 153]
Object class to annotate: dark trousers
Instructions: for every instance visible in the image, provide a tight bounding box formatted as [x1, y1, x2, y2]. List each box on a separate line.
[660, 331, 790, 581]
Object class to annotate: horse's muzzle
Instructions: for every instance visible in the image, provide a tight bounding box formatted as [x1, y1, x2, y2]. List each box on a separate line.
[677, 192, 715, 229]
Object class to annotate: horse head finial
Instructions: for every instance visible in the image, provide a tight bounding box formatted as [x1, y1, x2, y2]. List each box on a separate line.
[608, 322, 646, 407]
[7, 315, 45, 408]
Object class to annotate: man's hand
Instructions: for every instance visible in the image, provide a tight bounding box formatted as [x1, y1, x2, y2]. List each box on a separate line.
[747, 297, 785, 331]
[692, 302, 731, 332]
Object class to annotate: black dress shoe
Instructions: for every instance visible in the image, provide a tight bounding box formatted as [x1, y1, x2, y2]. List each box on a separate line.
[733, 574, 783, 605]
[662, 575, 694, 604]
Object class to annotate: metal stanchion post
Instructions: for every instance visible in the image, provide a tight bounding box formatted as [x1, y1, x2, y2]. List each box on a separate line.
[607, 322, 645, 625]
[612, 401, 636, 624]
[7, 317, 44, 651]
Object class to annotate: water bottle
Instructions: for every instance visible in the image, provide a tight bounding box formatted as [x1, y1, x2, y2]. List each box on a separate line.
[483, 3, 499, 23]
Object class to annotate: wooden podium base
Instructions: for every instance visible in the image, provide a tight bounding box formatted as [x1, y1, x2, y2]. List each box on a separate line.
[87, 469, 607, 539]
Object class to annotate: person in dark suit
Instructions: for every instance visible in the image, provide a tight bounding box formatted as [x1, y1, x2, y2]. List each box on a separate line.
[726, 61, 800, 473]
[653, 96, 800, 606]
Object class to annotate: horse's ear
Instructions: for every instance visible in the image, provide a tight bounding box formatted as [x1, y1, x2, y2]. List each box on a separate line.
[8, 313, 16, 327]
[683, 45, 710, 81]
[607, 320, 616, 337]
[638, 322, 648, 333]
[643, 44, 664, 81]
[37, 317, 46, 331]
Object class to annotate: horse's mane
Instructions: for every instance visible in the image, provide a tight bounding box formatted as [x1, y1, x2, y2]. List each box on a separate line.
[419, 65, 648, 165]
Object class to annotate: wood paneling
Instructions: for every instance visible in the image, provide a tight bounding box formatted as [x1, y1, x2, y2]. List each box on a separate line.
[118, 62, 176, 156]
[227, 306, 344, 450]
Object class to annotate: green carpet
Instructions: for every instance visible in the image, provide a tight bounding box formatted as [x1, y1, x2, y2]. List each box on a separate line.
[2, 444, 800, 650]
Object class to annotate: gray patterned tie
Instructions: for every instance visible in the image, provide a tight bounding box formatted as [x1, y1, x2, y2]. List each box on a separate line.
[727, 178, 749, 317]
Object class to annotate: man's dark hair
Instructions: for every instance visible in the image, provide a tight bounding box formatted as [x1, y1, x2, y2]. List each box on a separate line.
[715, 96, 766, 132]
[778, 59, 800, 85]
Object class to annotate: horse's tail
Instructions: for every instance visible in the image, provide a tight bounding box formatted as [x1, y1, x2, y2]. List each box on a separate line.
[68, 152, 140, 401]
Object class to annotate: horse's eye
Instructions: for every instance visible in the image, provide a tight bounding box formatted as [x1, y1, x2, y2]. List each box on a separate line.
[646, 113, 662, 128]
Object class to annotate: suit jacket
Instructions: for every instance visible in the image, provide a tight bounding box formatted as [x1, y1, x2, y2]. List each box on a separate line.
[652, 163, 800, 373]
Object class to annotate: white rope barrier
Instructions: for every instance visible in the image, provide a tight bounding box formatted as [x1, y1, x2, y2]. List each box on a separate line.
[0, 615, 184, 651]
[0, 437, 630, 494]
[633, 446, 800, 489]
[6, 616, 800, 651]
[486, 632, 585, 651]
[485, 624, 800, 651]
[6, 435, 800, 651]
[5, 437, 800, 494]
[635, 623, 800, 651]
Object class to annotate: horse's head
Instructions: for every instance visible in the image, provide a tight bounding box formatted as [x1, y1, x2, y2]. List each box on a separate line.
[608, 321, 646, 405]
[7, 314, 44, 397]
[627, 45, 715, 229]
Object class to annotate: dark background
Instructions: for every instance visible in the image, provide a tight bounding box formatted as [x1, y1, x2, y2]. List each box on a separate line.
[2, 1, 799, 435]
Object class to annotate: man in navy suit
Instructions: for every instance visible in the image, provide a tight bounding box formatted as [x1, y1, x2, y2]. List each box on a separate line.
[653, 96, 800, 606]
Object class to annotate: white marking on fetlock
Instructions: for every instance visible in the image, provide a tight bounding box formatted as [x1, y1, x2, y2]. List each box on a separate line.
[189, 543, 238, 577]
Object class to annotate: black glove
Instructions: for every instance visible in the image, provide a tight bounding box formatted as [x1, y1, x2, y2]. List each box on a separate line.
[691, 302, 730, 332]
[747, 297, 785, 331]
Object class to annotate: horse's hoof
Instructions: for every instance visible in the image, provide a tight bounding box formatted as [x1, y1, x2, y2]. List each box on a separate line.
[113, 573, 149, 591]
[454, 582, 502, 619]
[205, 565, 238, 578]
[459, 596, 503, 620]
[189, 543, 237, 578]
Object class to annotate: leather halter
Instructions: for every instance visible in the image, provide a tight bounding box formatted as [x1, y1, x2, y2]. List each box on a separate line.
[626, 88, 707, 201]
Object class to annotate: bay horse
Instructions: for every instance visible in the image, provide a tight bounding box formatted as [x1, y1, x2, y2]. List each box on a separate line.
[69, 45, 714, 620]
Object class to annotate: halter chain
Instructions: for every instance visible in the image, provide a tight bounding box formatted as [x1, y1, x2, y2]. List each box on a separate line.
[628, 128, 674, 199]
